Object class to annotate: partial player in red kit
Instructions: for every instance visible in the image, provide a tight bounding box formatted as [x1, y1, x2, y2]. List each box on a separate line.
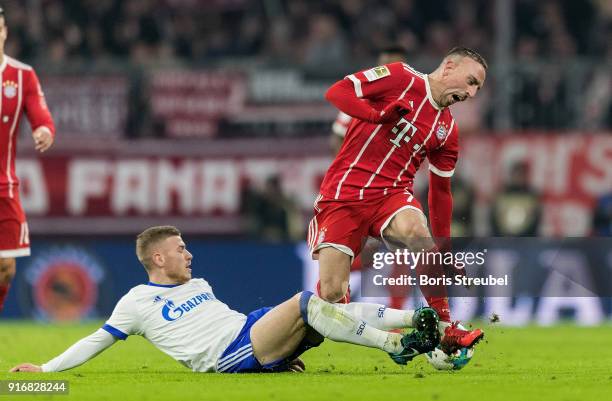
[0, 6, 55, 313]
[308, 47, 486, 353]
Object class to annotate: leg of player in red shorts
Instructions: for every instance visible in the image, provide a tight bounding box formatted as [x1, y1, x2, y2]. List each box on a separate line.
[0, 197, 31, 313]
[308, 196, 369, 304]
[371, 192, 483, 352]
[317, 247, 351, 303]
[381, 208, 450, 317]
[0, 257, 16, 312]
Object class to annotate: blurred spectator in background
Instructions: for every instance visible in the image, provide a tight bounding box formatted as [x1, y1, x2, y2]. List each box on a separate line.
[592, 192, 612, 236]
[490, 161, 541, 236]
[302, 13, 348, 68]
[242, 175, 303, 242]
[0, 0, 607, 132]
[581, 42, 612, 130]
[449, 176, 476, 237]
[418, 173, 475, 237]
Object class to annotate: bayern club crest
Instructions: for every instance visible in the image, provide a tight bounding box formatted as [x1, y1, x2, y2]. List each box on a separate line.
[317, 227, 327, 245]
[3, 80, 18, 98]
[436, 122, 449, 140]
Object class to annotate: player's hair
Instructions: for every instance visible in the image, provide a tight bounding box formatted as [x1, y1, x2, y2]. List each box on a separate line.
[445, 46, 488, 70]
[136, 226, 181, 271]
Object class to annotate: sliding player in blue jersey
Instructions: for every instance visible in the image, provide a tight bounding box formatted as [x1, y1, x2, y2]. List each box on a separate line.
[11, 226, 440, 373]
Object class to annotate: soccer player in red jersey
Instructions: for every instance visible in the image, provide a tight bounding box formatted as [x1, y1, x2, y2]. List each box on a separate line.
[308, 47, 486, 352]
[0, 7, 56, 313]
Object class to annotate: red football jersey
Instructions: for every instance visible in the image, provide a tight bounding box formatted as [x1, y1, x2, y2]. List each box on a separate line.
[320, 62, 458, 201]
[0, 56, 55, 199]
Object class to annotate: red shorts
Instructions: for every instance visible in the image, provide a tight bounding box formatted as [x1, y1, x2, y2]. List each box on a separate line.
[307, 190, 425, 260]
[0, 195, 30, 258]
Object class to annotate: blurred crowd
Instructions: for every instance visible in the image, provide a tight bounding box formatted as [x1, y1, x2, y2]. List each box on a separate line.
[4, 0, 609, 66]
[1, 0, 610, 132]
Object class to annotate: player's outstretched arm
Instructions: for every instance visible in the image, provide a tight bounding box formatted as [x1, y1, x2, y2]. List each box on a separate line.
[24, 69, 56, 153]
[10, 329, 118, 373]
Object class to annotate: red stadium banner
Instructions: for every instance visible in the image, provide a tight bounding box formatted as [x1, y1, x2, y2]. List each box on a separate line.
[14, 134, 612, 235]
[460, 134, 612, 236]
[42, 75, 129, 138]
[16, 151, 331, 235]
[150, 70, 247, 138]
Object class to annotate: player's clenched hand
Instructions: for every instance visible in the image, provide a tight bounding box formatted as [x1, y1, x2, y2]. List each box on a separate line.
[370, 99, 412, 124]
[32, 127, 54, 153]
[9, 363, 42, 372]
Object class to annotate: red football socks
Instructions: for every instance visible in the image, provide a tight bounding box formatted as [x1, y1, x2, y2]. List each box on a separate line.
[415, 247, 451, 322]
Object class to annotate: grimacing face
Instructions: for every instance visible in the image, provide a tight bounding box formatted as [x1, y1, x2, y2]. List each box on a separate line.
[439, 56, 486, 107]
[153, 235, 193, 283]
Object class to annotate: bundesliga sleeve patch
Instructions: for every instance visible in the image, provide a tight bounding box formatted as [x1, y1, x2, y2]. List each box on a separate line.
[363, 66, 390, 82]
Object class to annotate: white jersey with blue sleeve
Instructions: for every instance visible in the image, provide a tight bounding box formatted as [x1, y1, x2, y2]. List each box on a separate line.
[102, 278, 247, 372]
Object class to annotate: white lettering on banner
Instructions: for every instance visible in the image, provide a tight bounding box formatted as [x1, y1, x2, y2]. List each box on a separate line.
[16, 160, 48, 214]
[68, 160, 112, 215]
[199, 161, 240, 213]
[582, 136, 612, 195]
[112, 160, 152, 214]
[536, 138, 576, 195]
[278, 158, 330, 209]
[497, 140, 530, 177]
[16, 134, 611, 237]
[157, 160, 196, 214]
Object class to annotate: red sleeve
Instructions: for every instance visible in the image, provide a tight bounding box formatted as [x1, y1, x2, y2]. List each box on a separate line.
[428, 173, 453, 241]
[325, 79, 378, 122]
[427, 124, 459, 243]
[325, 62, 411, 122]
[24, 69, 55, 137]
[346, 62, 411, 99]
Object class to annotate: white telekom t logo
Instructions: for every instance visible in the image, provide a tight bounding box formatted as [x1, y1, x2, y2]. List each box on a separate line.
[389, 117, 418, 148]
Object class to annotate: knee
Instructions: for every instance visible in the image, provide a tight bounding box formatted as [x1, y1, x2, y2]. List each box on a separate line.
[393, 219, 433, 250]
[318, 281, 346, 303]
[394, 218, 428, 240]
[0, 258, 16, 283]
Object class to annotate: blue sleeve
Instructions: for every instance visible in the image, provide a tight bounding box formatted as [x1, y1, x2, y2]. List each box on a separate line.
[101, 324, 128, 340]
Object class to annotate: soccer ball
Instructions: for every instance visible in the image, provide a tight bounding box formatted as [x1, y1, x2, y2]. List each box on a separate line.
[425, 347, 474, 370]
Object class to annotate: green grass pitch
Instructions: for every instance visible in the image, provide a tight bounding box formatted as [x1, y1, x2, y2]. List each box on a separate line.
[1, 321, 611, 401]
